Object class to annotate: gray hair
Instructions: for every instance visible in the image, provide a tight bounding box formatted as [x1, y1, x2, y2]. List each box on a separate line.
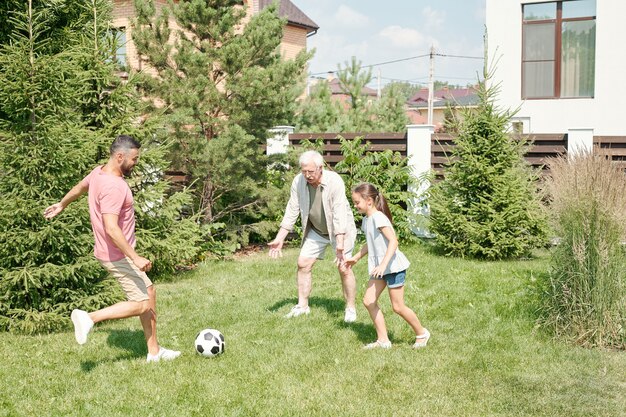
[299, 150, 324, 167]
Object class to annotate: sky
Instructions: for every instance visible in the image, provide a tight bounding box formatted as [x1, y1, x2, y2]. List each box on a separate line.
[294, 0, 486, 88]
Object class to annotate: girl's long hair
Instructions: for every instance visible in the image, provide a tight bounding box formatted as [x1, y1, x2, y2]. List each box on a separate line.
[352, 182, 393, 223]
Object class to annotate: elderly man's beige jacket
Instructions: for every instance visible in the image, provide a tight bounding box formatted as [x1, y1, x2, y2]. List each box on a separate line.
[279, 169, 357, 251]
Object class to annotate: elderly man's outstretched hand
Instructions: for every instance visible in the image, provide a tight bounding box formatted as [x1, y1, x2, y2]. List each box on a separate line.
[267, 239, 284, 259]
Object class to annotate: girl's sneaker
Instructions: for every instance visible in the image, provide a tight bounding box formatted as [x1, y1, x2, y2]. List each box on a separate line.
[363, 340, 392, 349]
[413, 329, 431, 349]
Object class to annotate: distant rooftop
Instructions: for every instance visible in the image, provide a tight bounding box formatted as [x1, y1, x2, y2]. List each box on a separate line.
[258, 0, 319, 34]
[408, 86, 479, 108]
[327, 77, 377, 97]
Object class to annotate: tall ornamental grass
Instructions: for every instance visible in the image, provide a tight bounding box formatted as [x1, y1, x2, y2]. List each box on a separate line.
[542, 152, 626, 349]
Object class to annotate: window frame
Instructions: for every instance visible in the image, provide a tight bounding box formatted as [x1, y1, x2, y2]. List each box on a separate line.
[521, 1, 596, 100]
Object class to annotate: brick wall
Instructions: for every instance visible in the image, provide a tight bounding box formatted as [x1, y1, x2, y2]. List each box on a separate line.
[112, 0, 170, 74]
[281, 25, 307, 60]
[112, 0, 311, 77]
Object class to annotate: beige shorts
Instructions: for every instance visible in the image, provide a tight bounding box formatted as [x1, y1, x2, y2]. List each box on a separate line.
[300, 229, 353, 260]
[99, 257, 152, 302]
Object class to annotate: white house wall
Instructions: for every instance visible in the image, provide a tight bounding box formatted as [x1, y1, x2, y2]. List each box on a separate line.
[486, 0, 626, 136]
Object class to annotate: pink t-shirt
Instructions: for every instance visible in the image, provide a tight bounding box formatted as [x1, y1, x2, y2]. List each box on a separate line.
[81, 166, 136, 262]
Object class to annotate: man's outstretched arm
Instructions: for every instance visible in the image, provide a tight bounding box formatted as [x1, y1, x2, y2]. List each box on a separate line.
[43, 182, 89, 219]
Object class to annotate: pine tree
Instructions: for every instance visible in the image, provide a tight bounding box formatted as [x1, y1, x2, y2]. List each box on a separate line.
[0, 0, 202, 333]
[335, 56, 375, 132]
[374, 82, 410, 132]
[295, 57, 409, 133]
[0, 1, 116, 333]
[132, 0, 312, 228]
[294, 81, 342, 132]
[75, 0, 204, 276]
[427, 78, 548, 260]
[381, 81, 423, 102]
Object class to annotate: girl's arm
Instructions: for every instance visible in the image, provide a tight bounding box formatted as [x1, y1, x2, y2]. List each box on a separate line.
[369, 225, 398, 278]
[344, 244, 368, 267]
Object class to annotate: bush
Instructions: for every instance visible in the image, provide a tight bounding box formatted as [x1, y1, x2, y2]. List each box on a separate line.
[333, 136, 419, 243]
[539, 152, 626, 349]
[0, 1, 203, 333]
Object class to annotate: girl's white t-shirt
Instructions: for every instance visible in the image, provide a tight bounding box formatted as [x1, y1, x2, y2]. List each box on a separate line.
[361, 211, 410, 276]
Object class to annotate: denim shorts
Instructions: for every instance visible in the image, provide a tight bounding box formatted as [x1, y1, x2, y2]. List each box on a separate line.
[371, 270, 406, 289]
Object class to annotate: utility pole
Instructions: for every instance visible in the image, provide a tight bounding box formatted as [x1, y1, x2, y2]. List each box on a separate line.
[427, 45, 435, 125]
[377, 68, 381, 99]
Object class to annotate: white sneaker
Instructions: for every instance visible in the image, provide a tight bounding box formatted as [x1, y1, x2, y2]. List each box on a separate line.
[363, 340, 392, 350]
[413, 329, 431, 349]
[71, 309, 93, 345]
[344, 307, 357, 323]
[146, 346, 181, 363]
[284, 305, 310, 318]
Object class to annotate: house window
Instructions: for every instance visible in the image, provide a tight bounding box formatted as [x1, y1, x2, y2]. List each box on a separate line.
[107, 27, 127, 67]
[522, 0, 596, 99]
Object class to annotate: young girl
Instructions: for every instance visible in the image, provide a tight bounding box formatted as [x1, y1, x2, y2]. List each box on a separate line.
[345, 183, 430, 349]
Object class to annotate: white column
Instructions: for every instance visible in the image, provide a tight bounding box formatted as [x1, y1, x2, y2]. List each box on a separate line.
[407, 124, 434, 196]
[267, 125, 294, 155]
[568, 128, 594, 158]
[406, 124, 434, 237]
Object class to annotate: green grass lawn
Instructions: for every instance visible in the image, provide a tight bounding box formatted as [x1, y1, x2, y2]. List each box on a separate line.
[1, 244, 624, 417]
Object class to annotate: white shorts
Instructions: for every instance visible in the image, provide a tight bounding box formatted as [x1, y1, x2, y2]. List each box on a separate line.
[300, 229, 353, 260]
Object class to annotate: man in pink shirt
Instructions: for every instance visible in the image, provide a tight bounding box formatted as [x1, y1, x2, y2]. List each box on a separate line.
[44, 135, 180, 363]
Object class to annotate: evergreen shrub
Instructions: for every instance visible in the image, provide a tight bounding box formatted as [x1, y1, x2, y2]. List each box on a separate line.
[0, 0, 202, 333]
[427, 80, 548, 259]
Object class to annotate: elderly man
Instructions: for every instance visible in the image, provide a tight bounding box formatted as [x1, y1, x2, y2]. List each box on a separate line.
[268, 150, 358, 322]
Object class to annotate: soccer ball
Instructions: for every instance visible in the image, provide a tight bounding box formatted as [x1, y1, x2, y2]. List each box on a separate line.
[195, 328, 225, 357]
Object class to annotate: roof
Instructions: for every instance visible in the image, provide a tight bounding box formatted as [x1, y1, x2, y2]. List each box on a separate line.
[258, 0, 319, 34]
[407, 87, 477, 105]
[406, 109, 427, 124]
[407, 87, 479, 108]
[410, 94, 479, 109]
[327, 77, 378, 97]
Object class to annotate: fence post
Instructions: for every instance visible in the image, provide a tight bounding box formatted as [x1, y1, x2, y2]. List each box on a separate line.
[267, 125, 294, 155]
[406, 124, 434, 237]
[567, 128, 594, 157]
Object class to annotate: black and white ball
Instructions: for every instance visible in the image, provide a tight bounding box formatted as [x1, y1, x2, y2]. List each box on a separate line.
[195, 328, 225, 357]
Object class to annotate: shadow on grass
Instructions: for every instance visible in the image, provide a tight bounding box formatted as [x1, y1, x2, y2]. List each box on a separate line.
[80, 329, 145, 372]
[338, 320, 384, 344]
[267, 296, 344, 315]
[268, 296, 384, 343]
[267, 297, 298, 312]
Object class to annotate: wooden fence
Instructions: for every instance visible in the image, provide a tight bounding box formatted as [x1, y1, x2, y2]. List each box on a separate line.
[594, 136, 626, 168]
[288, 132, 407, 167]
[166, 132, 626, 184]
[431, 133, 568, 176]
[289, 132, 574, 174]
